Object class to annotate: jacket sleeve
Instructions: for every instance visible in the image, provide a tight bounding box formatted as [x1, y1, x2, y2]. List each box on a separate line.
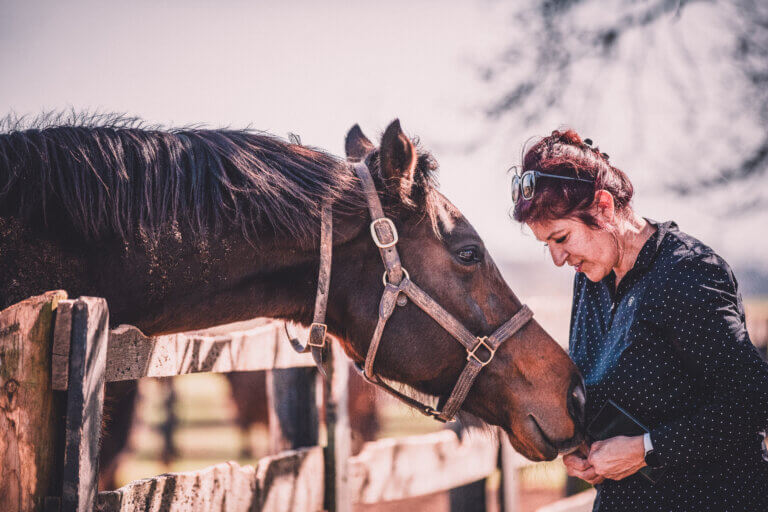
[643, 252, 768, 466]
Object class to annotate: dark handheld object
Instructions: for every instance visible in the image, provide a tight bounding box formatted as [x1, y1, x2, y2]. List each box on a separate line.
[587, 400, 667, 483]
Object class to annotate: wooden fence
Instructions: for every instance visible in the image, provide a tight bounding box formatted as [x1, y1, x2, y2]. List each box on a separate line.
[0, 291, 539, 512]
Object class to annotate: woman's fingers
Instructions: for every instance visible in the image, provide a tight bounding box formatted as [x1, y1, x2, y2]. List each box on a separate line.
[563, 453, 590, 471]
[587, 435, 646, 481]
[563, 451, 606, 484]
[565, 462, 604, 484]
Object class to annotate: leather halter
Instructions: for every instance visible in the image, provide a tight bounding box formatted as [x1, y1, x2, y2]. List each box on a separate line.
[289, 160, 534, 422]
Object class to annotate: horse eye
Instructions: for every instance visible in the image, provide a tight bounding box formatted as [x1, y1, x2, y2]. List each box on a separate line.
[456, 246, 480, 264]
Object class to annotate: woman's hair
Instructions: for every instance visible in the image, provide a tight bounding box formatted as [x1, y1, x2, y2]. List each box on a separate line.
[512, 129, 634, 227]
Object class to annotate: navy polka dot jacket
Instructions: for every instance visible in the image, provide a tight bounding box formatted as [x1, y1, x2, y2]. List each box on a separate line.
[570, 219, 768, 511]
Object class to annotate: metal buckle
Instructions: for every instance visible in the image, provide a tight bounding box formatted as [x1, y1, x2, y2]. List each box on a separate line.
[382, 268, 410, 286]
[467, 336, 495, 366]
[308, 322, 327, 348]
[370, 218, 398, 249]
[425, 407, 448, 423]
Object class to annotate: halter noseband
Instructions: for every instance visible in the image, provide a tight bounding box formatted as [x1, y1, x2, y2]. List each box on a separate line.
[288, 160, 533, 423]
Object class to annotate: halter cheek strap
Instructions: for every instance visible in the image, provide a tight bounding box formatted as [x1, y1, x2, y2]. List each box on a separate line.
[288, 160, 534, 422]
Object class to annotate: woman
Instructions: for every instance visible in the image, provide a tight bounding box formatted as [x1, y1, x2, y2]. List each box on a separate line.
[511, 129, 768, 511]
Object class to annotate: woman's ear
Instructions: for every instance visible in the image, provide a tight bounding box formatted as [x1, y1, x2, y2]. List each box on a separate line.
[593, 189, 616, 224]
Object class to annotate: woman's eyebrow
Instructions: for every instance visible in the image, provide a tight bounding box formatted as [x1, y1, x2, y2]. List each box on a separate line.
[547, 230, 566, 241]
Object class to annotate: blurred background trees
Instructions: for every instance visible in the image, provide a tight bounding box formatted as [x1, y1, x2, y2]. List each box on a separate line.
[482, 0, 768, 213]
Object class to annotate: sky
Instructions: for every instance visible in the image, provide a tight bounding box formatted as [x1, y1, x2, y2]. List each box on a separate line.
[2, 0, 766, 294]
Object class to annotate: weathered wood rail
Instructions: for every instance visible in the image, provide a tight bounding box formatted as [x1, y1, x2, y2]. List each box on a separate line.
[0, 292, 540, 512]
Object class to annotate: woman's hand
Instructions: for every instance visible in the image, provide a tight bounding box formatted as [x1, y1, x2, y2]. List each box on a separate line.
[562, 443, 605, 485]
[587, 435, 646, 481]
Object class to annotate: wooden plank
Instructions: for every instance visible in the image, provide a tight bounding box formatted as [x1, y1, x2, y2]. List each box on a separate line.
[323, 342, 352, 512]
[105, 322, 314, 382]
[535, 489, 596, 512]
[51, 300, 74, 391]
[266, 367, 318, 453]
[95, 447, 325, 512]
[256, 446, 324, 512]
[61, 297, 109, 512]
[348, 428, 498, 504]
[0, 290, 67, 512]
[95, 460, 257, 512]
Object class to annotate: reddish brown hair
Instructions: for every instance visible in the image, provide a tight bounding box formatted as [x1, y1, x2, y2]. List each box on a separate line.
[512, 129, 634, 227]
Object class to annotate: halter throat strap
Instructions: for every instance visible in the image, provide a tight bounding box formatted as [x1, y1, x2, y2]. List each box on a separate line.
[286, 201, 333, 376]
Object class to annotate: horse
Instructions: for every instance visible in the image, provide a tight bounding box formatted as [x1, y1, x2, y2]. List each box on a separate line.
[0, 114, 585, 478]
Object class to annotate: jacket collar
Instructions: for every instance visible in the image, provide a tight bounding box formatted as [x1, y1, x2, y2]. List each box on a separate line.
[632, 218, 677, 271]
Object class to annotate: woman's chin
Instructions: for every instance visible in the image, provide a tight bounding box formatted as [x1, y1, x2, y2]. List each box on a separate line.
[582, 265, 608, 282]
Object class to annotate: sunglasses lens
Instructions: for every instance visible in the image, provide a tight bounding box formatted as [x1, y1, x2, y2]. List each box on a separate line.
[521, 172, 536, 199]
[511, 175, 521, 203]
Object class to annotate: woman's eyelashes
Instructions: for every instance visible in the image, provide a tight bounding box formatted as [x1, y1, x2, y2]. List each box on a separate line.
[544, 234, 568, 247]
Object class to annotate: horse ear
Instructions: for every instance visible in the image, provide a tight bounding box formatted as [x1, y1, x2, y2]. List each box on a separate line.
[345, 124, 375, 161]
[379, 119, 417, 199]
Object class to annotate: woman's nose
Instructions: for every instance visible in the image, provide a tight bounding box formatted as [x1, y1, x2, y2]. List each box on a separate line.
[549, 245, 568, 267]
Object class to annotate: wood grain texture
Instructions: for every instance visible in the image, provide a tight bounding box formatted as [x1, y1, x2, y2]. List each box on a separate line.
[95, 447, 324, 512]
[61, 297, 109, 512]
[0, 290, 66, 512]
[256, 447, 324, 512]
[51, 300, 74, 391]
[105, 322, 314, 382]
[348, 428, 499, 504]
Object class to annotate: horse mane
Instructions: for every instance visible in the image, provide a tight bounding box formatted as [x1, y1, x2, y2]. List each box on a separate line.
[0, 112, 442, 244]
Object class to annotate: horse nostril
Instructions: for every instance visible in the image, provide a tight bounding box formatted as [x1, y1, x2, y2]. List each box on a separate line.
[567, 374, 587, 430]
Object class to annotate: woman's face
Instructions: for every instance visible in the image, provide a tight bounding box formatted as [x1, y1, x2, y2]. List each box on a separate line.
[527, 217, 618, 282]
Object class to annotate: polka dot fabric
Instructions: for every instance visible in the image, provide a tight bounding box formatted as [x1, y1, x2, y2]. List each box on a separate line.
[569, 219, 768, 511]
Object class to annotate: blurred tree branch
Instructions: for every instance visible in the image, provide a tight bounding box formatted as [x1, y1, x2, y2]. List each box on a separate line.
[484, 0, 768, 207]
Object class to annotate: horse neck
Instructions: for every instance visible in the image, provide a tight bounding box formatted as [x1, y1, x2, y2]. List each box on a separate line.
[108, 206, 374, 336]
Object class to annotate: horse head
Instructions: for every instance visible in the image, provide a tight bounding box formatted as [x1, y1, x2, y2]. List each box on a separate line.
[325, 120, 585, 461]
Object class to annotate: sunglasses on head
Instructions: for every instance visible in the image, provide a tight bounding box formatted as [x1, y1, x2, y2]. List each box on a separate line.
[510, 166, 594, 203]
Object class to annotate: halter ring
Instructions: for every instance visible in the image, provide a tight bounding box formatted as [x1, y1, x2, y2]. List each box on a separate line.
[382, 268, 410, 286]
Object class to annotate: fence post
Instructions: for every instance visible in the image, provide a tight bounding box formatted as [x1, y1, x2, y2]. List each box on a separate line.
[324, 342, 352, 512]
[0, 291, 67, 512]
[61, 297, 109, 512]
[159, 377, 178, 465]
[448, 422, 487, 512]
[266, 366, 319, 452]
[499, 436, 520, 512]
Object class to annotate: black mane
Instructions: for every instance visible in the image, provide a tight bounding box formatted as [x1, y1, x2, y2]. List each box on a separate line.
[0, 112, 442, 244]
[0, 113, 363, 242]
